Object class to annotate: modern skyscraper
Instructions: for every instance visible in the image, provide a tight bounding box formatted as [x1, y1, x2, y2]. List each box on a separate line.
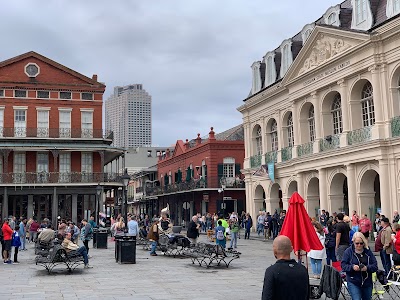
[105, 84, 152, 148]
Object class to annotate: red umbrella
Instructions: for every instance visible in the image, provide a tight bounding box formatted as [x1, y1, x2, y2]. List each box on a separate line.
[280, 192, 323, 253]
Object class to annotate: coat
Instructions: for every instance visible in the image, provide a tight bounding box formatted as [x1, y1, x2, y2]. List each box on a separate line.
[308, 232, 326, 260]
[381, 225, 393, 254]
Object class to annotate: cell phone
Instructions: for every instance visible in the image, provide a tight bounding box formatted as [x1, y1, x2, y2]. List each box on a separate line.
[359, 264, 365, 270]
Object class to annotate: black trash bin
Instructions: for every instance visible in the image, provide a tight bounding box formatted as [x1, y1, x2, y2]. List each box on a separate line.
[93, 228, 98, 248]
[95, 228, 108, 249]
[114, 234, 136, 264]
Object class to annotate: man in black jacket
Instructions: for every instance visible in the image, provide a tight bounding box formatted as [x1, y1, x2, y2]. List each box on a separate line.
[262, 235, 309, 300]
[186, 215, 200, 244]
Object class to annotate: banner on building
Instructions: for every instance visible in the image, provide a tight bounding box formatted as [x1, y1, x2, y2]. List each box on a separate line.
[267, 163, 274, 183]
[252, 164, 274, 183]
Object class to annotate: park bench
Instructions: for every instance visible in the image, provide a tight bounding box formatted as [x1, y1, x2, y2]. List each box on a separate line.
[185, 243, 240, 268]
[35, 244, 85, 273]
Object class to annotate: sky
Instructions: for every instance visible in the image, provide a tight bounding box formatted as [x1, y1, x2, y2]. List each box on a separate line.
[0, 0, 340, 146]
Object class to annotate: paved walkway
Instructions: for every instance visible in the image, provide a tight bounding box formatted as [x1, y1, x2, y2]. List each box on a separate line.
[0, 235, 273, 300]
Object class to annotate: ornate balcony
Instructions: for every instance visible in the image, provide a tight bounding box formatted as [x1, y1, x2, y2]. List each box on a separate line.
[0, 172, 123, 184]
[0, 127, 113, 140]
[391, 116, 400, 138]
[347, 126, 372, 145]
[250, 155, 262, 168]
[319, 135, 340, 152]
[297, 142, 313, 157]
[281, 146, 292, 162]
[265, 151, 277, 163]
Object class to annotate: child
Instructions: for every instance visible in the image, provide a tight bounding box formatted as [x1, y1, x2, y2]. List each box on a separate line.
[215, 220, 226, 249]
[12, 225, 22, 264]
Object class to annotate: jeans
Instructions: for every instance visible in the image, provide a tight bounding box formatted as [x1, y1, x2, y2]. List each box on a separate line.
[326, 247, 337, 265]
[310, 257, 322, 276]
[380, 249, 392, 276]
[19, 235, 26, 250]
[257, 223, 264, 235]
[150, 241, 157, 254]
[77, 246, 89, 265]
[29, 231, 37, 242]
[83, 240, 89, 255]
[245, 229, 250, 239]
[13, 247, 18, 262]
[230, 232, 237, 249]
[347, 281, 372, 300]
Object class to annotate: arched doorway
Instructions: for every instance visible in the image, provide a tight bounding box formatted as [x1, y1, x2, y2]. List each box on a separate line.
[329, 173, 348, 215]
[359, 169, 381, 219]
[307, 177, 320, 218]
[267, 183, 282, 214]
[254, 184, 266, 215]
[284, 180, 297, 211]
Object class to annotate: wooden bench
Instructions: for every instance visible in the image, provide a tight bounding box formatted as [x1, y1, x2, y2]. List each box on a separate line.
[35, 244, 85, 273]
[184, 243, 240, 268]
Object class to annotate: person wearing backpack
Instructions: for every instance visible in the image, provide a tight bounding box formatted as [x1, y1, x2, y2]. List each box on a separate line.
[215, 220, 226, 249]
[325, 221, 337, 266]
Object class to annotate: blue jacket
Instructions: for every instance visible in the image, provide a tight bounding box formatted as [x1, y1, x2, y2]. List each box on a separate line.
[11, 232, 21, 248]
[341, 245, 378, 288]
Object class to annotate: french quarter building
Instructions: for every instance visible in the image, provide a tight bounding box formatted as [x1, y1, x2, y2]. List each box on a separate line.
[0, 51, 124, 224]
[238, 0, 400, 220]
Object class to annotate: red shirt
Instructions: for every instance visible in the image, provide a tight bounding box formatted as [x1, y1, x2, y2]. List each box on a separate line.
[395, 231, 400, 254]
[359, 218, 372, 233]
[1, 222, 12, 240]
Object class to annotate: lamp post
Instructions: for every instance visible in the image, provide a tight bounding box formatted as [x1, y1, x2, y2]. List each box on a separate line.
[121, 168, 130, 232]
[95, 184, 102, 226]
[218, 179, 226, 218]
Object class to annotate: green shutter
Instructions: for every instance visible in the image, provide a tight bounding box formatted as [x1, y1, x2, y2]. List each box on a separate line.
[217, 164, 224, 184]
[235, 163, 241, 176]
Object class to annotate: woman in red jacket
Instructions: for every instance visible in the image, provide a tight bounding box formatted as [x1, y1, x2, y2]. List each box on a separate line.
[359, 214, 372, 239]
[393, 223, 400, 266]
[2, 218, 13, 264]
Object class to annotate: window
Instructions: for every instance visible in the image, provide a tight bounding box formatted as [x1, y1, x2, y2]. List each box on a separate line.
[271, 120, 278, 151]
[37, 153, 49, 182]
[223, 157, 235, 178]
[251, 61, 262, 94]
[13, 152, 26, 183]
[361, 82, 375, 127]
[82, 92, 93, 100]
[255, 127, 263, 155]
[0, 90, 3, 97]
[287, 113, 294, 147]
[81, 111, 93, 138]
[59, 153, 71, 183]
[59, 110, 71, 138]
[332, 94, 343, 135]
[81, 153, 93, 182]
[327, 13, 337, 25]
[15, 90, 27, 98]
[0, 109, 4, 137]
[25, 63, 40, 77]
[60, 92, 72, 100]
[308, 106, 316, 142]
[264, 53, 276, 87]
[356, 0, 367, 24]
[303, 29, 312, 42]
[14, 109, 26, 137]
[280, 40, 293, 77]
[37, 91, 49, 99]
[37, 110, 49, 137]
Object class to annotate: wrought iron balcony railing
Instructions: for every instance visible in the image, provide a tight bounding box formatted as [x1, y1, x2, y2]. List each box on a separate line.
[250, 155, 262, 168]
[0, 172, 123, 184]
[281, 146, 292, 162]
[297, 142, 313, 157]
[145, 176, 245, 196]
[319, 135, 340, 152]
[347, 126, 372, 145]
[265, 151, 278, 163]
[391, 116, 400, 138]
[0, 127, 113, 140]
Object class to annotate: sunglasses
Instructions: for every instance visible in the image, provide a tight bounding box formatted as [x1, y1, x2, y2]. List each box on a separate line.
[354, 242, 364, 245]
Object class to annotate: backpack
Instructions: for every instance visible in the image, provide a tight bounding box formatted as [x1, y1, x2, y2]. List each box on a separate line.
[216, 229, 225, 241]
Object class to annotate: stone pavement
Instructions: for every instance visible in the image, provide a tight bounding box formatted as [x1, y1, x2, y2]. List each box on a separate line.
[0, 235, 275, 300]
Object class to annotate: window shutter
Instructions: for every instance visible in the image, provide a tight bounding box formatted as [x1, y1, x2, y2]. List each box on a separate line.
[235, 164, 241, 176]
[174, 172, 178, 183]
[217, 164, 224, 183]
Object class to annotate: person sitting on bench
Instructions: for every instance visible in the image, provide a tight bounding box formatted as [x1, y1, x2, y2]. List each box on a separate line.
[37, 224, 55, 244]
[61, 232, 92, 269]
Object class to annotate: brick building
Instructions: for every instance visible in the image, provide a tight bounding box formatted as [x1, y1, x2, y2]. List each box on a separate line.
[0, 51, 124, 224]
[146, 126, 245, 226]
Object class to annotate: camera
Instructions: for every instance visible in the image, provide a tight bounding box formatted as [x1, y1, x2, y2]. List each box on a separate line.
[359, 263, 365, 270]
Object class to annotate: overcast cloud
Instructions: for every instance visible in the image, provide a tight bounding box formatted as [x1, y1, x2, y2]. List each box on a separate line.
[0, 0, 339, 146]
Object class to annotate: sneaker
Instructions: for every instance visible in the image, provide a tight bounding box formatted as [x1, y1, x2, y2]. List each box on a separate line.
[84, 264, 93, 269]
[150, 253, 158, 256]
[6, 260, 12, 264]
[88, 255, 92, 259]
[13, 261, 20, 264]
[3, 261, 7, 264]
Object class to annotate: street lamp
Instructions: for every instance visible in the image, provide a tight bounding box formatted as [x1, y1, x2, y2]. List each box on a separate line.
[96, 184, 102, 226]
[218, 178, 226, 218]
[121, 168, 130, 232]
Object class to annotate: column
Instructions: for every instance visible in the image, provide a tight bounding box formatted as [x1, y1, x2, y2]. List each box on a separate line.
[318, 168, 328, 212]
[72, 194, 78, 224]
[292, 102, 299, 159]
[265, 197, 280, 214]
[276, 111, 283, 163]
[337, 79, 350, 147]
[379, 159, 390, 217]
[370, 65, 384, 139]
[261, 117, 267, 163]
[346, 163, 357, 215]
[282, 195, 289, 211]
[311, 92, 321, 154]
[52, 187, 58, 225]
[243, 119, 251, 169]
[2, 187, 7, 220]
[296, 173, 305, 199]
[27, 195, 33, 219]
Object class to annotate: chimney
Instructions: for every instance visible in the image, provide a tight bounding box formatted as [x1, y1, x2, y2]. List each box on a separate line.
[196, 133, 202, 146]
[92, 74, 98, 82]
[209, 127, 215, 140]
[184, 139, 190, 150]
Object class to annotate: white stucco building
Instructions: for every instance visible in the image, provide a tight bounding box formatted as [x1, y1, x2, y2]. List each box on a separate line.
[238, 0, 400, 221]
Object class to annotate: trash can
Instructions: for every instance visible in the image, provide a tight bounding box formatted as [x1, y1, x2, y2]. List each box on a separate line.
[95, 228, 108, 249]
[114, 234, 136, 264]
[93, 228, 98, 248]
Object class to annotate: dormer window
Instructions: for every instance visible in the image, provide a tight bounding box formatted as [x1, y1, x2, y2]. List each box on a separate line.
[351, 0, 373, 30]
[263, 52, 276, 87]
[301, 23, 315, 45]
[251, 61, 262, 95]
[323, 5, 341, 27]
[386, 0, 400, 18]
[280, 39, 293, 78]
